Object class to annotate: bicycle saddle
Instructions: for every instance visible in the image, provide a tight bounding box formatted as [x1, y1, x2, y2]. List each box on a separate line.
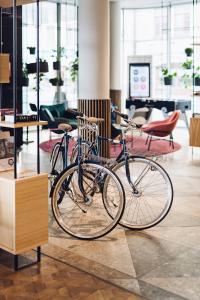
[58, 123, 73, 132]
[87, 117, 104, 124]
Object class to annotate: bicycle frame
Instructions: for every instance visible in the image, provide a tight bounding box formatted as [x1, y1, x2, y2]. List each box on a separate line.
[50, 132, 71, 176]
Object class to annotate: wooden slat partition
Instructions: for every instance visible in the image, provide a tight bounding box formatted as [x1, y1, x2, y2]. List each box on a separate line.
[78, 99, 111, 158]
[190, 117, 200, 147]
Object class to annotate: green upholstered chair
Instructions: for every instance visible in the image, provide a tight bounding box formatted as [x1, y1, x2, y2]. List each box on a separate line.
[40, 103, 77, 129]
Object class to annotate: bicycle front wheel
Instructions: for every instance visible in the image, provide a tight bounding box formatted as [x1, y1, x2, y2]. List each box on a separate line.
[51, 162, 125, 240]
[110, 156, 173, 230]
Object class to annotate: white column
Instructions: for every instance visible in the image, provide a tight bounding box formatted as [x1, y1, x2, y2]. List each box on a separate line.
[110, 1, 121, 90]
[78, 0, 111, 157]
[79, 0, 110, 100]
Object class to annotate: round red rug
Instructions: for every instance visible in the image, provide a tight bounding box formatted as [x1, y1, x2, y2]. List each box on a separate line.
[39, 135, 181, 157]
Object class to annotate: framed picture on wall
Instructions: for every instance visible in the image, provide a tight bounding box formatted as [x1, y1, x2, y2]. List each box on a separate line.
[129, 63, 150, 98]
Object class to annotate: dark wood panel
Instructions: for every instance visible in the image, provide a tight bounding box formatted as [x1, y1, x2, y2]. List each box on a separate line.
[78, 99, 111, 158]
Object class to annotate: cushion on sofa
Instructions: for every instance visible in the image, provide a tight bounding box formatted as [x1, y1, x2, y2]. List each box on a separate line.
[40, 103, 67, 119]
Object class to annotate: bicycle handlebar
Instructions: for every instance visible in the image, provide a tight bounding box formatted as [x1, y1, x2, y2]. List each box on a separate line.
[67, 109, 84, 117]
[114, 110, 129, 120]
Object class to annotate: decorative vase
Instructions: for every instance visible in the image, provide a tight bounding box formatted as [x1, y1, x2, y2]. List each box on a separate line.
[21, 77, 29, 87]
[194, 77, 200, 86]
[164, 77, 172, 86]
[53, 61, 61, 70]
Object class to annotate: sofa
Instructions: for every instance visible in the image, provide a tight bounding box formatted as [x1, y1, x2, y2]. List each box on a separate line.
[40, 102, 121, 139]
[40, 103, 77, 130]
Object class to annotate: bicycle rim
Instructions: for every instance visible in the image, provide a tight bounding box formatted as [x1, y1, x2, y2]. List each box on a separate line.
[110, 156, 173, 230]
[51, 162, 125, 240]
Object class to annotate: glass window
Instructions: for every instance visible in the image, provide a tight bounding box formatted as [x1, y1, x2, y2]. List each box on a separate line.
[22, 1, 78, 114]
[121, 1, 200, 114]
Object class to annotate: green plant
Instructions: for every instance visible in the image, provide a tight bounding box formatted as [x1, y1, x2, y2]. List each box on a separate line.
[70, 57, 78, 82]
[193, 66, 200, 78]
[49, 74, 64, 86]
[181, 73, 192, 89]
[161, 67, 177, 79]
[52, 47, 67, 61]
[182, 59, 193, 69]
[33, 73, 45, 90]
[22, 64, 28, 79]
[185, 47, 193, 56]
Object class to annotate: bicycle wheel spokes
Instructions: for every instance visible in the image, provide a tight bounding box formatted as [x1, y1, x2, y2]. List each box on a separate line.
[52, 162, 125, 239]
[112, 157, 173, 230]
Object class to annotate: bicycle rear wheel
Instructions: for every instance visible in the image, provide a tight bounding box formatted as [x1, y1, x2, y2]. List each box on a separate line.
[109, 156, 173, 230]
[70, 141, 94, 163]
[51, 162, 125, 240]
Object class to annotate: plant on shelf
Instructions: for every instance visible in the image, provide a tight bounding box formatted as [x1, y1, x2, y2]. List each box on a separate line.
[193, 66, 200, 86]
[182, 59, 193, 70]
[33, 73, 45, 90]
[52, 47, 67, 70]
[21, 64, 29, 87]
[27, 59, 49, 74]
[70, 57, 78, 82]
[27, 46, 36, 55]
[162, 67, 177, 85]
[49, 74, 64, 86]
[181, 73, 192, 89]
[185, 47, 193, 57]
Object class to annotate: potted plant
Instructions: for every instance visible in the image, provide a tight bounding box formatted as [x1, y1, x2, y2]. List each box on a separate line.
[182, 59, 193, 70]
[52, 47, 67, 70]
[49, 75, 64, 86]
[162, 67, 177, 85]
[21, 64, 29, 86]
[70, 57, 78, 82]
[185, 47, 193, 57]
[27, 47, 36, 55]
[193, 66, 200, 86]
[33, 73, 45, 90]
[27, 59, 49, 74]
[181, 73, 192, 89]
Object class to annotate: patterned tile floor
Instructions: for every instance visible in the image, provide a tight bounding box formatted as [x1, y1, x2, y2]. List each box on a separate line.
[0, 249, 142, 300]
[1, 126, 200, 300]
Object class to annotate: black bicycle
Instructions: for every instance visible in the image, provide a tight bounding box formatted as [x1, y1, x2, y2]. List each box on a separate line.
[50, 116, 125, 240]
[70, 112, 174, 231]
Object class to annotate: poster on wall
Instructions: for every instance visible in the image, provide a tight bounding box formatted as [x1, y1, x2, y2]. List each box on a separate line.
[129, 63, 150, 98]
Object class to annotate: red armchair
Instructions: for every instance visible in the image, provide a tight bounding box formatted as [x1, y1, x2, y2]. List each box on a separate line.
[141, 111, 180, 150]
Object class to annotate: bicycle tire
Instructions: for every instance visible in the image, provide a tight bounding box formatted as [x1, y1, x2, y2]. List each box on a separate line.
[51, 161, 125, 240]
[105, 156, 173, 230]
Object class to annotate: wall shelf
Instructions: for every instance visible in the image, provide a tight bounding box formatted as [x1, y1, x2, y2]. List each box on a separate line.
[0, 120, 47, 128]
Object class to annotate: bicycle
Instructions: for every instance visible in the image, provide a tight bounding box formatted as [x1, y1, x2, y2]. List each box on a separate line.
[50, 116, 125, 240]
[70, 112, 174, 230]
